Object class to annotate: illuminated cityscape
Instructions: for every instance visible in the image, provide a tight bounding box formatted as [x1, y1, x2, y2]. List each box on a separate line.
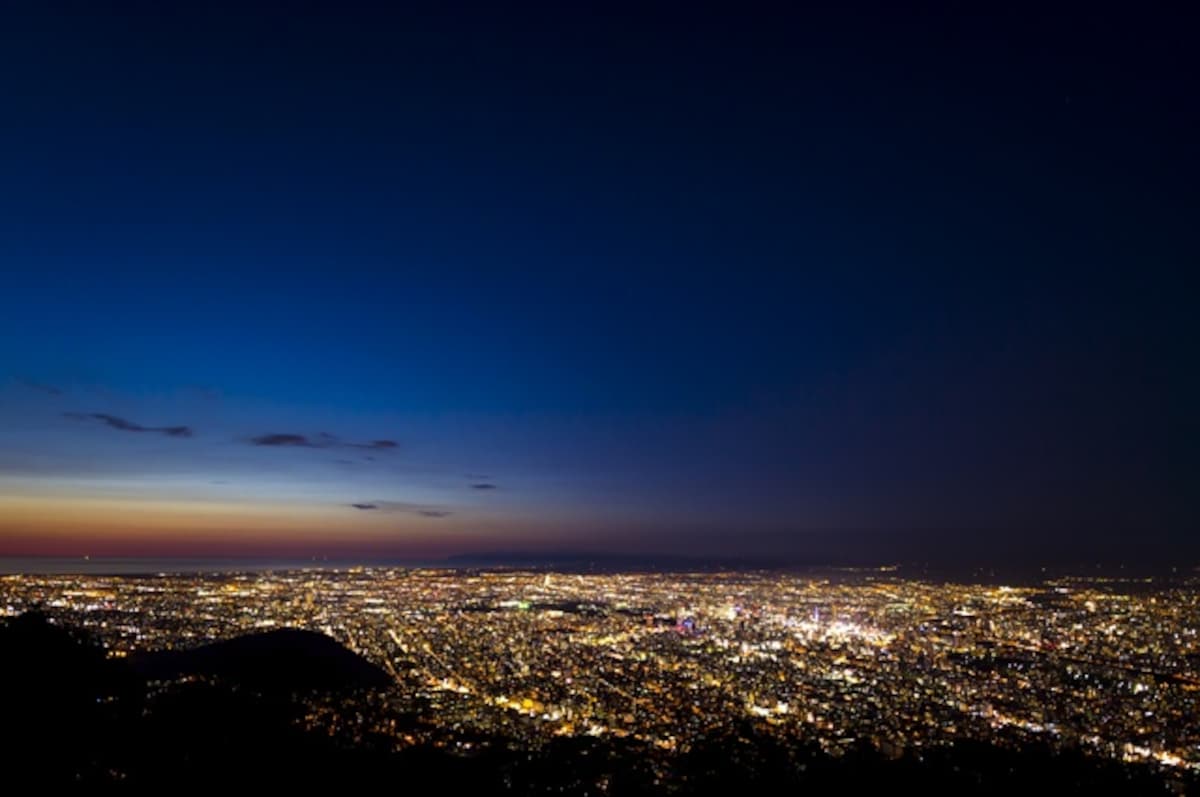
[3, 0, 1196, 790]
[3, 566, 1197, 787]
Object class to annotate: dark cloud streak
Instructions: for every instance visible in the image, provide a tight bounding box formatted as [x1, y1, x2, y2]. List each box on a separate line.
[342, 439, 399, 450]
[250, 433, 398, 451]
[251, 433, 313, 447]
[346, 501, 451, 518]
[64, 412, 193, 438]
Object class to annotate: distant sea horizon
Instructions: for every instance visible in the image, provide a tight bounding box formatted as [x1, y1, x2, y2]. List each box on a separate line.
[0, 555, 1193, 581]
[0, 556, 449, 575]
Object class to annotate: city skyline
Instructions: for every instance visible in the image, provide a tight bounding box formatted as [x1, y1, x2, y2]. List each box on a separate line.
[4, 564, 1198, 787]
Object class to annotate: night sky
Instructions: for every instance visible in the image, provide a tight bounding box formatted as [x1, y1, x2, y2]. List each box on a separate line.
[1, 3, 1195, 564]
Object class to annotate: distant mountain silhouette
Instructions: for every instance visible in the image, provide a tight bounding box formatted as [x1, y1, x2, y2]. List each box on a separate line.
[132, 627, 390, 692]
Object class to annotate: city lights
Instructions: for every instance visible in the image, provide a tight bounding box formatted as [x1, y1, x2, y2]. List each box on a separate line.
[3, 567, 1197, 783]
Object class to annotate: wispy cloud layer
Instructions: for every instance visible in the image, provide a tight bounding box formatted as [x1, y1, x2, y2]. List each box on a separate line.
[64, 412, 193, 438]
[251, 433, 398, 450]
[347, 501, 451, 517]
[251, 433, 311, 447]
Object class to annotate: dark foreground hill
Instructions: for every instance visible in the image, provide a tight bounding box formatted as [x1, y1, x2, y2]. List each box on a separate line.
[0, 612, 402, 788]
[0, 611, 1191, 793]
[131, 626, 391, 692]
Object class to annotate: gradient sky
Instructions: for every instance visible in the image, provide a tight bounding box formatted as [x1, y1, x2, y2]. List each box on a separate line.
[1, 3, 1195, 563]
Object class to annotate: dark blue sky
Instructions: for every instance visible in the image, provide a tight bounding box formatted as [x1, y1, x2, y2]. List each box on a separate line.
[1, 2, 1195, 563]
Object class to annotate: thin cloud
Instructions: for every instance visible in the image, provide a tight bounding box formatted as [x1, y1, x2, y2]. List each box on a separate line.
[251, 433, 313, 447]
[346, 501, 451, 518]
[64, 412, 193, 438]
[249, 433, 398, 451]
[344, 439, 399, 450]
[470, 482, 498, 490]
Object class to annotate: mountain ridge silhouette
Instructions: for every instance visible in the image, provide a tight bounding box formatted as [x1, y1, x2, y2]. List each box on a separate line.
[130, 626, 391, 692]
